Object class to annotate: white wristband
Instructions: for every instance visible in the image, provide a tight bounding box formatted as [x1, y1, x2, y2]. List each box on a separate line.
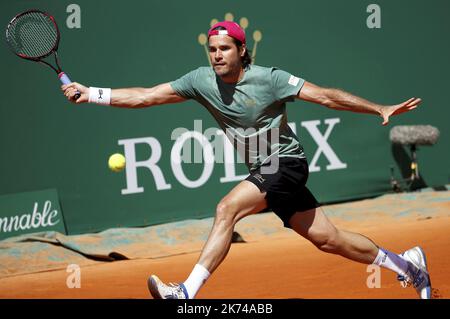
[88, 87, 111, 105]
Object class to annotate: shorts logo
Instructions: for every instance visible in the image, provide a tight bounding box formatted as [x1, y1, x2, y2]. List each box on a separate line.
[254, 173, 265, 184]
[198, 13, 263, 65]
[288, 75, 300, 86]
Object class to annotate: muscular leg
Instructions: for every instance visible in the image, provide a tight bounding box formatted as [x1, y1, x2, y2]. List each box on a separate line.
[289, 207, 379, 264]
[198, 180, 267, 273]
[149, 180, 266, 299]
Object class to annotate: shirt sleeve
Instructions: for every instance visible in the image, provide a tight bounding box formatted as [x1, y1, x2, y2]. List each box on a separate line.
[170, 68, 200, 100]
[270, 67, 305, 102]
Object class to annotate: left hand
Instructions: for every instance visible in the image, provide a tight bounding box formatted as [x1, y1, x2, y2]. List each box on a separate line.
[380, 97, 421, 126]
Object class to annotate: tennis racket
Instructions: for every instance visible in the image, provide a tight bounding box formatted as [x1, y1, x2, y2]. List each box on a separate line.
[5, 9, 80, 100]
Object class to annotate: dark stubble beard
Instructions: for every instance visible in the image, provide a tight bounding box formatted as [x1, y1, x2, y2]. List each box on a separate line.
[214, 61, 242, 80]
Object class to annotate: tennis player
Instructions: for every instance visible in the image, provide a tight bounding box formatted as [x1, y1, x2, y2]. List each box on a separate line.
[62, 21, 431, 299]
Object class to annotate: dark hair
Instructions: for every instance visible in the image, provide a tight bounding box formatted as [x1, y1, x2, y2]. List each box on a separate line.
[211, 26, 252, 68]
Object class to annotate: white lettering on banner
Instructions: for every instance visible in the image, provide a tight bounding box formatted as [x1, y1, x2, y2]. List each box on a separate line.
[205, 126, 225, 164]
[19, 214, 31, 230]
[119, 137, 172, 194]
[117, 118, 346, 195]
[300, 118, 347, 172]
[0, 200, 60, 234]
[171, 131, 215, 188]
[171, 120, 216, 164]
[41, 200, 60, 227]
[32, 202, 43, 228]
[171, 126, 191, 163]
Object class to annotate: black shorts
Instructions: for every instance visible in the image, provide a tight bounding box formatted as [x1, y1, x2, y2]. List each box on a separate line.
[246, 157, 321, 228]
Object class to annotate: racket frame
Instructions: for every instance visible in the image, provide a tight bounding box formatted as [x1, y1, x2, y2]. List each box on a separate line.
[6, 9, 63, 74]
[6, 9, 80, 99]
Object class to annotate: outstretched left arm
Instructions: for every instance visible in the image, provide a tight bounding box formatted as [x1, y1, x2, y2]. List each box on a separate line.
[297, 81, 421, 126]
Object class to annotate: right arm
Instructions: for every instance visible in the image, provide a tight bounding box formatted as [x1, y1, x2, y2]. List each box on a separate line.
[297, 81, 421, 126]
[61, 82, 186, 108]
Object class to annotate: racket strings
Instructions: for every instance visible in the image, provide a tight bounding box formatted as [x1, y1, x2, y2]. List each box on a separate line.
[20, 13, 56, 56]
[7, 11, 58, 58]
[27, 20, 55, 57]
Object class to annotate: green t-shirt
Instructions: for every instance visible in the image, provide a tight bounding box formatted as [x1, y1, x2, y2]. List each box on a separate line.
[170, 65, 306, 171]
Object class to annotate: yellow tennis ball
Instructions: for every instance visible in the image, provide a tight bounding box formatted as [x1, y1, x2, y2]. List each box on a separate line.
[108, 153, 126, 172]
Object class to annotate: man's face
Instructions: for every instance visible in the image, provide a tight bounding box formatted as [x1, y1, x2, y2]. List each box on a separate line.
[208, 35, 245, 79]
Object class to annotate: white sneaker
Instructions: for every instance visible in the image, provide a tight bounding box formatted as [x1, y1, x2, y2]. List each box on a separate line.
[397, 246, 432, 299]
[147, 275, 189, 299]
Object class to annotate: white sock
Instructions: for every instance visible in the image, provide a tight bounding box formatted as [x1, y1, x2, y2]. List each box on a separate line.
[183, 264, 210, 299]
[373, 247, 409, 276]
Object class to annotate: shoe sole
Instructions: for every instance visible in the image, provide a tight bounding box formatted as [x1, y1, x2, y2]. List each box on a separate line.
[406, 246, 432, 299]
[416, 246, 432, 299]
[147, 275, 163, 299]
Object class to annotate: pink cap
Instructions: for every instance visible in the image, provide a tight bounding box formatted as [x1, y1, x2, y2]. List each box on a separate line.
[208, 21, 246, 44]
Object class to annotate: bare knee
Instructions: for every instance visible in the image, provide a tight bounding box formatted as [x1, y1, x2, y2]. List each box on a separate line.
[215, 200, 238, 227]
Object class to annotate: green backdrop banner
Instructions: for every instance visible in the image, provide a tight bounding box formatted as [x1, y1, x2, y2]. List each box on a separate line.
[0, 189, 66, 239]
[0, 1, 448, 235]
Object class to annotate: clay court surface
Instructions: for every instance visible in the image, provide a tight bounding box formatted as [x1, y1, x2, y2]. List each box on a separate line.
[0, 191, 449, 299]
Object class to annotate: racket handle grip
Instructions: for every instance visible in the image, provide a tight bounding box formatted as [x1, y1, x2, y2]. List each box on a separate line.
[58, 72, 81, 100]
